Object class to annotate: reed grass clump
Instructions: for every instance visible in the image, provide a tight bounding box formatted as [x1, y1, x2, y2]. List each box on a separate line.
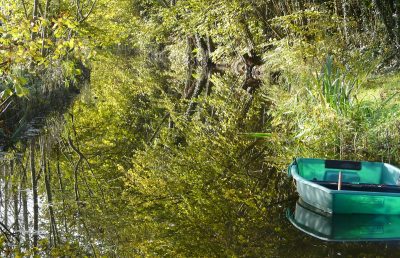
[265, 55, 400, 164]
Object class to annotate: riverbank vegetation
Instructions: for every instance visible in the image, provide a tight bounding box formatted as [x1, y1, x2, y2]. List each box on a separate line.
[0, 1, 92, 147]
[2, 0, 400, 256]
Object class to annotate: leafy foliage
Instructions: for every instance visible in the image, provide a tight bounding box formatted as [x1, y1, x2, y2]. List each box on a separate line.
[3, 0, 400, 257]
[0, 1, 91, 98]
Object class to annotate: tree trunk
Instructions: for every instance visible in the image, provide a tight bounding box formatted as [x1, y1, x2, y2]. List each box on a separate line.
[20, 158, 30, 247]
[3, 163, 9, 228]
[185, 66, 210, 117]
[195, 34, 209, 67]
[394, 0, 400, 47]
[342, 0, 349, 44]
[184, 36, 196, 99]
[56, 153, 69, 236]
[33, 0, 39, 19]
[41, 0, 52, 56]
[45, 161, 59, 246]
[31, 139, 39, 248]
[11, 160, 20, 245]
[74, 157, 82, 206]
[375, 0, 396, 42]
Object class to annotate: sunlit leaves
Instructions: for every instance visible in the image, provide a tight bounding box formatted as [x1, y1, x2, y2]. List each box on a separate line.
[0, 89, 12, 99]
[13, 76, 30, 97]
[0, 3, 91, 100]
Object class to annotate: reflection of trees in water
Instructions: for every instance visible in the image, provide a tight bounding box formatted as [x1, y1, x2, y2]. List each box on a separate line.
[0, 55, 400, 256]
[183, 34, 263, 125]
[0, 51, 275, 255]
[1, 48, 399, 257]
[0, 113, 101, 255]
[0, 72, 87, 151]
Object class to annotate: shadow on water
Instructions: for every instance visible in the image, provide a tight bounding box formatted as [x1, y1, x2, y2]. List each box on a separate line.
[0, 64, 89, 151]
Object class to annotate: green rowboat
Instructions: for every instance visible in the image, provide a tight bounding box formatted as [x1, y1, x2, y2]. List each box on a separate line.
[288, 158, 400, 214]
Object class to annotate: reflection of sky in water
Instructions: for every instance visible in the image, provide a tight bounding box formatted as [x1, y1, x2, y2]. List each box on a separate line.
[0, 177, 48, 236]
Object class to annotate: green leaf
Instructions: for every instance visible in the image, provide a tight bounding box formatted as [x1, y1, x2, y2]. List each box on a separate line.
[14, 84, 29, 97]
[240, 133, 272, 138]
[0, 89, 13, 99]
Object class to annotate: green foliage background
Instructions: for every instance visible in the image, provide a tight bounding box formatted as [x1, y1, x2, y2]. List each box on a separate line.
[3, 0, 400, 256]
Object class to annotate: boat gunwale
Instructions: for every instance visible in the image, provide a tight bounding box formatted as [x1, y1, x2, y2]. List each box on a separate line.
[289, 159, 400, 197]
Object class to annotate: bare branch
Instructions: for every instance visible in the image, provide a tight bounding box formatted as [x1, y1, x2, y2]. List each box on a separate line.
[20, 0, 29, 19]
[79, 0, 97, 23]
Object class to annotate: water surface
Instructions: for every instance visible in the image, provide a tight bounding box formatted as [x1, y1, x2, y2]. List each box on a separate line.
[1, 54, 400, 256]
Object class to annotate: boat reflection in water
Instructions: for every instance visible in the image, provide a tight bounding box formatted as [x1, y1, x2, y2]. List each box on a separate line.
[288, 199, 400, 241]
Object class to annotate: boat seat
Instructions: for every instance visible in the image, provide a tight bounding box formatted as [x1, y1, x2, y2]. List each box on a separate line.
[324, 170, 360, 184]
[314, 181, 400, 193]
[323, 159, 382, 184]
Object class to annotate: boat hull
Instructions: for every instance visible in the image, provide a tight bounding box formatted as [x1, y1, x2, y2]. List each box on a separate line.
[289, 158, 400, 214]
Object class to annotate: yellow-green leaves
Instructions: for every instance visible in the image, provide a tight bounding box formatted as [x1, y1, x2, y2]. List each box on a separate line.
[13, 76, 29, 97]
[0, 4, 92, 102]
[0, 89, 12, 100]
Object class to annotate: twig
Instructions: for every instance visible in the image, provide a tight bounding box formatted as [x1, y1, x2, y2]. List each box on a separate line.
[78, 0, 97, 23]
[148, 113, 170, 143]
